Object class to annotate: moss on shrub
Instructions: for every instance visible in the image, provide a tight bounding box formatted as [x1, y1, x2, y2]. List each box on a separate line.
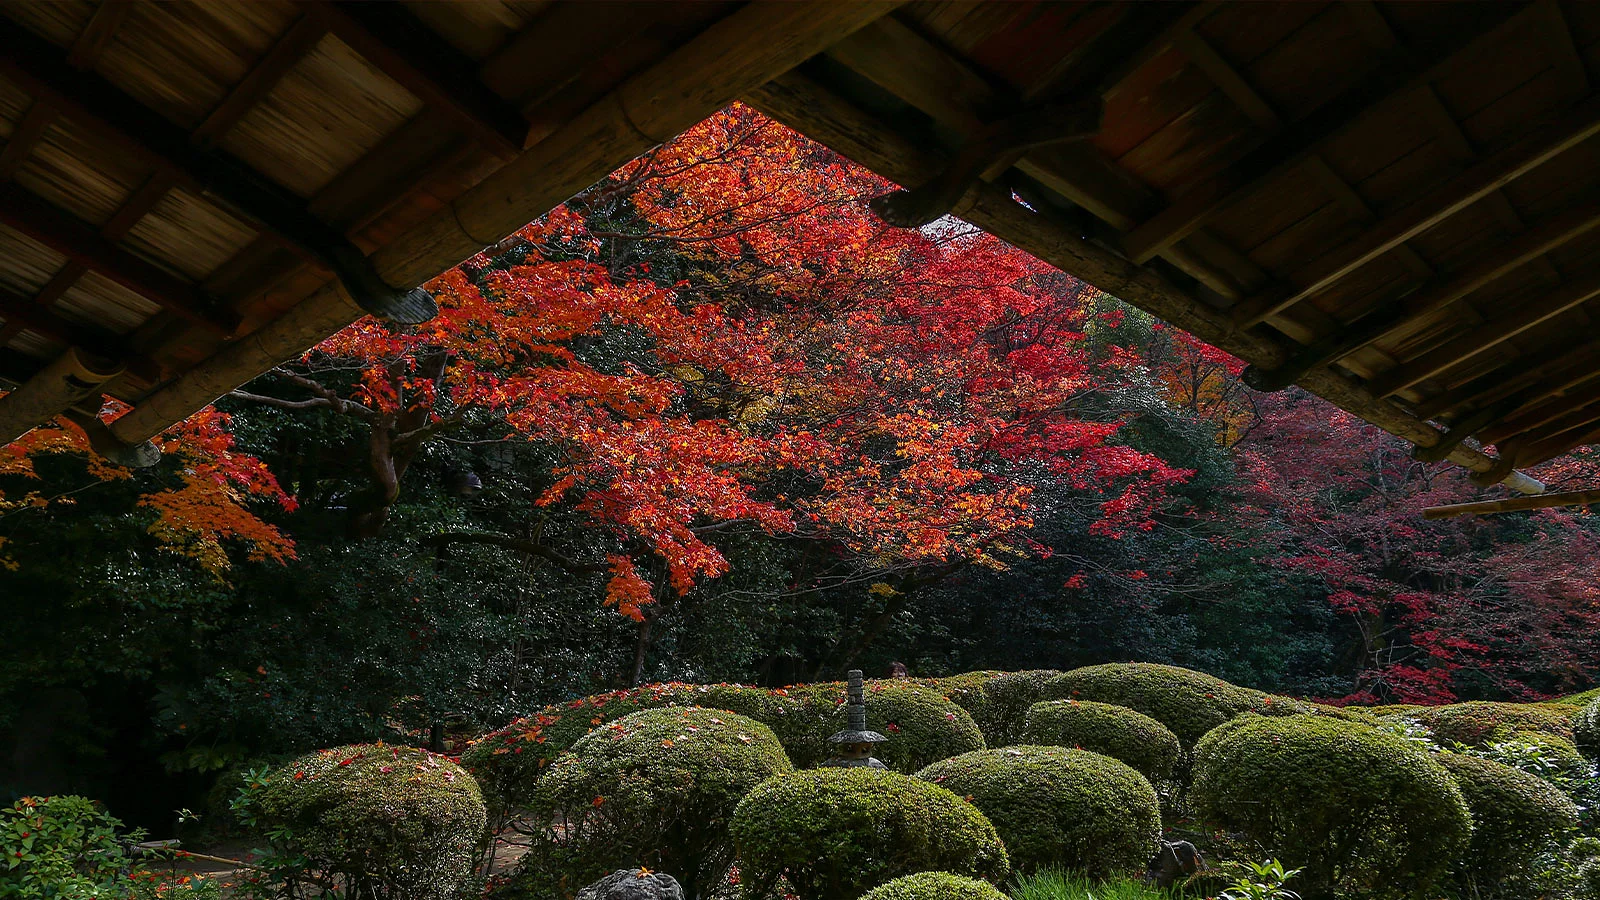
[730, 768, 1008, 900]
[1044, 663, 1279, 747]
[915, 746, 1159, 877]
[1574, 695, 1600, 760]
[1411, 701, 1574, 746]
[1192, 715, 1470, 900]
[1437, 752, 1579, 886]
[243, 744, 486, 900]
[527, 707, 792, 899]
[857, 872, 1008, 900]
[1019, 700, 1181, 785]
[973, 670, 1060, 747]
[462, 683, 696, 816]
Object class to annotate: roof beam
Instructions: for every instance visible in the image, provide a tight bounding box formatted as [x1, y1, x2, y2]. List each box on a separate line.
[301, 1, 528, 157]
[66, 0, 133, 69]
[0, 346, 122, 448]
[1123, 4, 1532, 266]
[0, 184, 235, 332]
[1412, 339, 1600, 420]
[744, 71, 1544, 495]
[1232, 90, 1600, 329]
[1365, 265, 1600, 399]
[0, 100, 58, 182]
[191, 13, 327, 148]
[1481, 378, 1600, 444]
[1423, 487, 1600, 519]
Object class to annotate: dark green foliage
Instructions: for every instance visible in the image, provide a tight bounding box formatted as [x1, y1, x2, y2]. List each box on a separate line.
[1574, 695, 1600, 760]
[730, 768, 1009, 900]
[239, 744, 486, 900]
[0, 795, 142, 898]
[1437, 752, 1579, 887]
[857, 872, 1007, 900]
[462, 683, 697, 817]
[528, 707, 792, 899]
[1192, 714, 1471, 900]
[1019, 700, 1181, 785]
[972, 670, 1059, 747]
[914, 746, 1159, 877]
[1412, 701, 1575, 745]
[1045, 663, 1277, 747]
[917, 671, 1002, 732]
[773, 681, 985, 772]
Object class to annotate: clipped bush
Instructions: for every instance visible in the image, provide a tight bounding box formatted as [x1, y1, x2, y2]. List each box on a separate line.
[973, 670, 1060, 746]
[239, 744, 486, 900]
[1192, 714, 1470, 900]
[1020, 700, 1181, 785]
[1412, 700, 1574, 746]
[915, 746, 1159, 876]
[527, 707, 792, 899]
[1437, 752, 1579, 886]
[1044, 663, 1278, 747]
[1576, 694, 1600, 760]
[1, 795, 143, 898]
[776, 680, 985, 772]
[858, 871, 1008, 900]
[731, 768, 1009, 900]
[917, 671, 1003, 729]
[462, 682, 696, 816]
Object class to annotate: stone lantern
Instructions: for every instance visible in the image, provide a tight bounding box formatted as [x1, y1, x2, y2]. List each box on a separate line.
[822, 669, 887, 769]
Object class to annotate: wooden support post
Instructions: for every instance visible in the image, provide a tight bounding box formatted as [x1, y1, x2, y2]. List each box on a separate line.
[1423, 488, 1600, 520]
[0, 347, 122, 447]
[744, 71, 1545, 497]
[1232, 92, 1600, 329]
[1366, 266, 1600, 399]
[98, 1, 901, 449]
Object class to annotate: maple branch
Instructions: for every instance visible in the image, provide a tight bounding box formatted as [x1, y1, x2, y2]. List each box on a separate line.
[423, 531, 609, 574]
[228, 389, 374, 420]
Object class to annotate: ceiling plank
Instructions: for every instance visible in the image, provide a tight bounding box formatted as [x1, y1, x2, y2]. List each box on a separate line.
[66, 0, 134, 69]
[191, 14, 327, 149]
[0, 100, 59, 182]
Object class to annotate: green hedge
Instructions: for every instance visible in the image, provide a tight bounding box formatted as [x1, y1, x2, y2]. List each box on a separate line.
[774, 681, 985, 772]
[242, 744, 486, 900]
[1019, 700, 1181, 785]
[1574, 694, 1600, 760]
[1437, 752, 1579, 887]
[1044, 663, 1279, 747]
[857, 872, 1007, 900]
[917, 671, 1003, 731]
[1192, 715, 1470, 900]
[1411, 701, 1574, 746]
[527, 707, 791, 899]
[730, 768, 1009, 900]
[972, 670, 1059, 747]
[915, 746, 1159, 877]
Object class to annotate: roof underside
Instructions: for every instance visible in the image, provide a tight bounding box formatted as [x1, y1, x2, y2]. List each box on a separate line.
[0, 1, 1594, 493]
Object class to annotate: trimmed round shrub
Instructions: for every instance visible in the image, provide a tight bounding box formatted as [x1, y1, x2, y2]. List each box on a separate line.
[1575, 695, 1600, 760]
[1192, 715, 1470, 900]
[918, 671, 1003, 728]
[777, 680, 985, 772]
[857, 872, 1007, 900]
[528, 707, 792, 899]
[1020, 700, 1181, 785]
[972, 670, 1059, 746]
[1437, 752, 1579, 886]
[731, 768, 1009, 900]
[1412, 700, 1574, 746]
[462, 682, 696, 816]
[915, 746, 1159, 876]
[1045, 663, 1278, 747]
[242, 744, 486, 900]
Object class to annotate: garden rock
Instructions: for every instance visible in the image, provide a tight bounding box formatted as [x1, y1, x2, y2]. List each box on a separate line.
[576, 868, 685, 900]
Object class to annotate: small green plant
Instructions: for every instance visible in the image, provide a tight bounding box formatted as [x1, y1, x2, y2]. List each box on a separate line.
[0, 795, 144, 898]
[1007, 869, 1170, 900]
[1218, 859, 1302, 900]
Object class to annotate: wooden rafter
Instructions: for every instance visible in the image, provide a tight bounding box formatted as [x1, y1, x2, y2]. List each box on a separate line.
[66, 0, 133, 69]
[1413, 340, 1600, 420]
[1423, 487, 1600, 519]
[301, 1, 528, 157]
[1122, 4, 1531, 267]
[0, 100, 58, 182]
[191, 14, 328, 149]
[1232, 91, 1600, 330]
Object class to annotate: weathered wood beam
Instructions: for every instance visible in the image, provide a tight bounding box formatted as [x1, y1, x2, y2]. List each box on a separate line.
[0, 346, 123, 447]
[95, 2, 901, 450]
[0, 285, 156, 379]
[1174, 30, 1280, 130]
[1482, 381, 1600, 445]
[1124, 4, 1531, 266]
[191, 14, 327, 148]
[1411, 339, 1600, 420]
[1366, 266, 1600, 399]
[1423, 487, 1600, 520]
[1246, 195, 1600, 390]
[0, 100, 58, 182]
[743, 71, 1545, 495]
[66, 0, 134, 69]
[0, 185, 235, 332]
[1411, 396, 1524, 463]
[302, 1, 527, 157]
[1521, 418, 1600, 466]
[1232, 91, 1600, 329]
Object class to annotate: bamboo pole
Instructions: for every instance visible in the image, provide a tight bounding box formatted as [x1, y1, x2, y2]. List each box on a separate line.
[1423, 488, 1600, 520]
[99, 1, 899, 448]
[745, 72, 1546, 497]
[0, 347, 122, 446]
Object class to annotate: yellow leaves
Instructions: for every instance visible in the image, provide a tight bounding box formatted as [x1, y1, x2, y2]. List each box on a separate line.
[867, 582, 900, 598]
